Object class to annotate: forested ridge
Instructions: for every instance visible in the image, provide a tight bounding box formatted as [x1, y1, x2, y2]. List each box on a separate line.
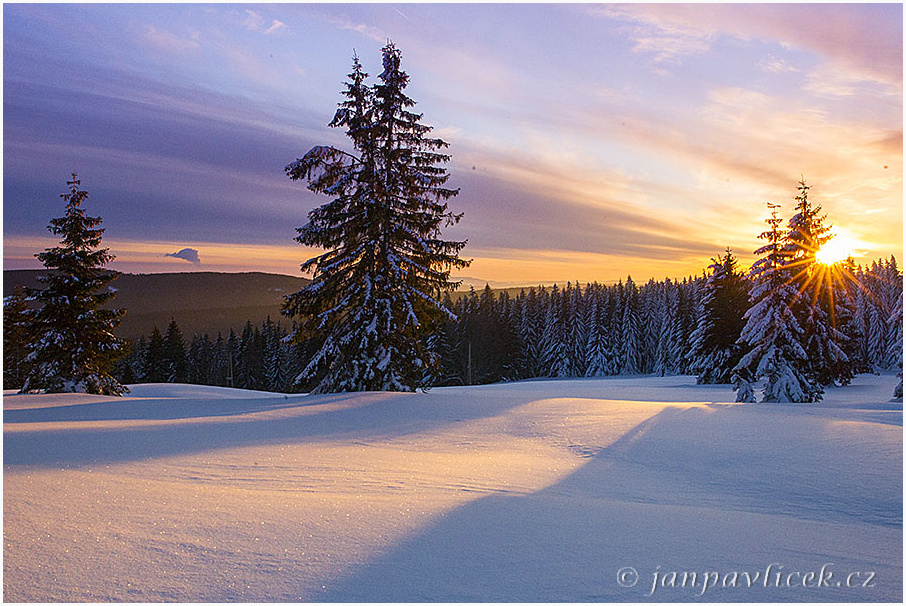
[75, 254, 900, 396]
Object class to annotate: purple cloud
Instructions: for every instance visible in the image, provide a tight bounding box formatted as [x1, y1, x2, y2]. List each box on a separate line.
[165, 248, 201, 264]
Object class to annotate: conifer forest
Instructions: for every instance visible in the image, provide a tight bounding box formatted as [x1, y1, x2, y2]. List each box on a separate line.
[102, 252, 901, 399]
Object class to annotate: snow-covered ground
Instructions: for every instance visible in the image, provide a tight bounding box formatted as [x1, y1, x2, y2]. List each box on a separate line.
[4, 375, 902, 602]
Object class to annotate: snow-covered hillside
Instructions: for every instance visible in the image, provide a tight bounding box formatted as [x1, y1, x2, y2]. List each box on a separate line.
[4, 375, 901, 602]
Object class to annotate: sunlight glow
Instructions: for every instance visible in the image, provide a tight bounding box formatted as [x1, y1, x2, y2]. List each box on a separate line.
[816, 234, 853, 266]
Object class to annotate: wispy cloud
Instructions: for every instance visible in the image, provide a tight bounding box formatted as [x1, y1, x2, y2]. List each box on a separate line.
[597, 4, 715, 64]
[804, 62, 901, 98]
[758, 54, 799, 74]
[598, 3, 902, 88]
[242, 9, 286, 35]
[140, 25, 200, 54]
[328, 15, 385, 43]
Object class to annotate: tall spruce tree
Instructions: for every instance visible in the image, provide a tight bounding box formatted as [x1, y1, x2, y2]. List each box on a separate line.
[144, 326, 168, 383]
[688, 249, 750, 384]
[20, 174, 127, 395]
[735, 202, 817, 402]
[620, 277, 643, 374]
[783, 179, 845, 388]
[584, 283, 614, 377]
[163, 319, 188, 383]
[284, 43, 468, 393]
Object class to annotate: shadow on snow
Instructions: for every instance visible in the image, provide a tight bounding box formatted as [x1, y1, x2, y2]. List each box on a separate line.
[314, 405, 902, 603]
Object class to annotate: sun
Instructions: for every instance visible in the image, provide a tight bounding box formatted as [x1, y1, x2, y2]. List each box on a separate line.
[815, 234, 852, 265]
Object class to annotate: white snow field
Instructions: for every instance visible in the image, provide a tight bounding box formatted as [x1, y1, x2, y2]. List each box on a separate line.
[4, 375, 902, 602]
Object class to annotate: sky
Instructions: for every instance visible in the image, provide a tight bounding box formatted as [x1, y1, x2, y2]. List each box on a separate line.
[3, 3, 902, 287]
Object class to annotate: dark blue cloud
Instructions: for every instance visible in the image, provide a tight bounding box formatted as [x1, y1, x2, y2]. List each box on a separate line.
[4, 63, 326, 246]
[166, 248, 201, 264]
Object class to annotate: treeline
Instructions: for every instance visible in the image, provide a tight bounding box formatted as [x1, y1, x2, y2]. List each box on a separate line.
[113, 318, 308, 393]
[433, 278, 698, 386]
[99, 255, 900, 394]
[430, 257, 901, 389]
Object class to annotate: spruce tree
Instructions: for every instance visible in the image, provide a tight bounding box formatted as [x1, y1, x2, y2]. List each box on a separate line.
[130, 335, 149, 383]
[817, 256, 863, 385]
[888, 290, 903, 399]
[735, 202, 817, 402]
[519, 287, 546, 378]
[567, 283, 589, 377]
[144, 326, 168, 383]
[584, 283, 614, 377]
[20, 174, 127, 395]
[881, 257, 904, 370]
[539, 285, 570, 377]
[783, 179, 844, 388]
[4, 286, 32, 390]
[671, 278, 698, 374]
[163, 319, 188, 383]
[263, 317, 289, 392]
[689, 249, 750, 384]
[652, 279, 685, 376]
[235, 320, 262, 390]
[284, 42, 468, 393]
[620, 277, 643, 374]
[212, 333, 230, 387]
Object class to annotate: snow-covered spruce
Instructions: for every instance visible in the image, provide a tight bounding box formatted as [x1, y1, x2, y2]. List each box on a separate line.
[19, 174, 128, 396]
[283, 43, 468, 393]
[735, 201, 818, 403]
[783, 179, 851, 387]
[688, 249, 749, 384]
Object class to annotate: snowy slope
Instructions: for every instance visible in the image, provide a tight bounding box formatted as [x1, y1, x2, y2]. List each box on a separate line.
[3, 375, 901, 602]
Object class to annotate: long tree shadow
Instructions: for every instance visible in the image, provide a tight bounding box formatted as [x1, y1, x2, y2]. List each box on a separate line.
[3, 390, 525, 468]
[315, 405, 903, 603]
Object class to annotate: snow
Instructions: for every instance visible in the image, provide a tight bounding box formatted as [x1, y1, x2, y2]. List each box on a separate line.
[4, 374, 901, 602]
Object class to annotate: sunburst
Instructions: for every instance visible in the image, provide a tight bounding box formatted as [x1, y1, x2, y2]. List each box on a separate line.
[816, 234, 854, 266]
[782, 231, 860, 318]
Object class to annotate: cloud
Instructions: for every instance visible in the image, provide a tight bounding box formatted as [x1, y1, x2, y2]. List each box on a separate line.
[141, 26, 200, 54]
[803, 62, 900, 98]
[265, 20, 286, 35]
[165, 248, 201, 264]
[242, 9, 286, 35]
[758, 54, 799, 74]
[328, 15, 386, 43]
[598, 4, 715, 64]
[597, 4, 902, 87]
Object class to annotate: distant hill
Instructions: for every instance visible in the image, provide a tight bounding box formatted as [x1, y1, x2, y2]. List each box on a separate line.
[3, 269, 540, 342]
[4, 270, 310, 341]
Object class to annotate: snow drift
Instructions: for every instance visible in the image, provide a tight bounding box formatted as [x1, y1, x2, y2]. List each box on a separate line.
[3, 375, 901, 601]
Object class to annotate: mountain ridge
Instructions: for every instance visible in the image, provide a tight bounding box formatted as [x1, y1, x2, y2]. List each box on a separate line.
[3, 269, 547, 341]
[4, 269, 311, 341]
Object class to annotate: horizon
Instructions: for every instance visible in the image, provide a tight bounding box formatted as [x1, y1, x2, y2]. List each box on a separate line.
[4, 3, 902, 285]
[6, 255, 901, 294]
[0, 264, 693, 291]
